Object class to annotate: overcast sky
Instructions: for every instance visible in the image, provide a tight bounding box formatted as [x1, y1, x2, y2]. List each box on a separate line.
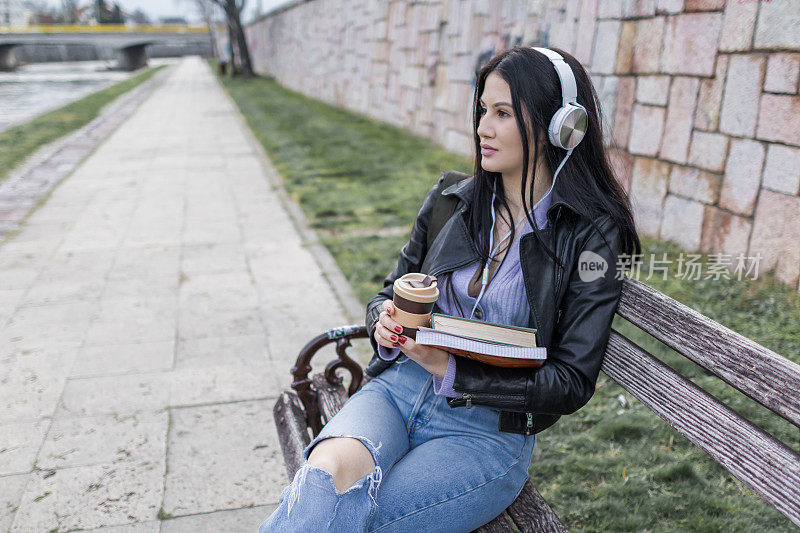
[44, 0, 295, 24]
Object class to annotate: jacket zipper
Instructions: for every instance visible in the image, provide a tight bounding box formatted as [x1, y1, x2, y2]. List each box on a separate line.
[455, 396, 535, 435]
[454, 391, 526, 408]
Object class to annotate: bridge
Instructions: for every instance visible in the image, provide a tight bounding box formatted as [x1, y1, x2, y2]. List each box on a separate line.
[0, 26, 215, 71]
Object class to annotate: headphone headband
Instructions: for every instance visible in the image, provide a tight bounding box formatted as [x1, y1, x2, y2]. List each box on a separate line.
[530, 46, 578, 108]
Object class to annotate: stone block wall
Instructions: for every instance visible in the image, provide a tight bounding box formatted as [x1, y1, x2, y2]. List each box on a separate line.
[246, 0, 800, 289]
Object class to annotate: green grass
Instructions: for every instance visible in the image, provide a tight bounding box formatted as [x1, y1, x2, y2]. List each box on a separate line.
[0, 65, 165, 184]
[216, 69, 800, 532]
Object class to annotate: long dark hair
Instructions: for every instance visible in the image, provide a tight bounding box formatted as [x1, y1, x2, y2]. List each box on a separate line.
[440, 46, 640, 318]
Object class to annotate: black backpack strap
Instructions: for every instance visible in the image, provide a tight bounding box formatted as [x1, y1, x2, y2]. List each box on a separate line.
[426, 171, 471, 251]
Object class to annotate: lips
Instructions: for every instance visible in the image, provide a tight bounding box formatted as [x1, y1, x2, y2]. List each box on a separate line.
[480, 143, 498, 155]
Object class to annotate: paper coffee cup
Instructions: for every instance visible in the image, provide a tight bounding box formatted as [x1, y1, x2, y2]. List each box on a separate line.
[392, 273, 439, 339]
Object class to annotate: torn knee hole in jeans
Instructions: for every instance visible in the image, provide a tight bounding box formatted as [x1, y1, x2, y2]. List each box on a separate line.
[287, 435, 384, 517]
[286, 462, 384, 518]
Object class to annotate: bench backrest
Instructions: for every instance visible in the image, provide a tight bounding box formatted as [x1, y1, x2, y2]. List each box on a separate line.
[604, 276, 800, 527]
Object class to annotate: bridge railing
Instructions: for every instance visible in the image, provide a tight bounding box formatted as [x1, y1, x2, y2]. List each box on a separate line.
[0, 25, 220, 34]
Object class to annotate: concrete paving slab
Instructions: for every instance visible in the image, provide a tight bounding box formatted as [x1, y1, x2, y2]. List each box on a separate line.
[0, 268, 40, 291]
[71, 341, 175, 378]
[107, 246, 181, 281]
[4, 302, 95, 346]
[19, 279, 106, 307]
[58, 373, 170, 418]
[38, 250, 116, 280]
[0, 366, 66, 425]
[0, 473, 29, 531]
[37, 411, 168, 470]
[11, 460, 165, 532]
[178, 272, 258, 312]
[0, 419, 49, 475]
[178, 307, 264, 340]
[102, 276, 180, 302]
[180, 243, 249, 277]
[175, 334, 270, 369]
[168, 363, 282, 407]
[163, 400, 284, 516]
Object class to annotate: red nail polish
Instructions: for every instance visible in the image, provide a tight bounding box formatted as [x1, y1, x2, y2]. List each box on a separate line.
[390, 334, 397, 341]
[394, 326, 402, 333]
[392, 342, 399, 347]
[398, 337, 406, 344]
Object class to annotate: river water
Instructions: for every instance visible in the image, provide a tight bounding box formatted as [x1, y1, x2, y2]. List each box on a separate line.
[0, 58, 175, 132]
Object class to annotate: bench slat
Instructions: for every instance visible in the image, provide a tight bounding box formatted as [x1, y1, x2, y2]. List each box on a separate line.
[474, 511, 517, 532]
[603, 330, 800, 527]
[616, 277, 800, 430]
[313, 373, 349, 425]
[273, 391, 312, 481]
[506, 481, 570, 533]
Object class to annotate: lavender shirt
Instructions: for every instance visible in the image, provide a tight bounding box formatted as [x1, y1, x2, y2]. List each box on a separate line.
[377, 193, 551, 397]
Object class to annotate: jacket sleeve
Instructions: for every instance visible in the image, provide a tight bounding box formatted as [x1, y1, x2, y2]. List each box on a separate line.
[450, 216, 624, 415]
[365, 173, 447, 358]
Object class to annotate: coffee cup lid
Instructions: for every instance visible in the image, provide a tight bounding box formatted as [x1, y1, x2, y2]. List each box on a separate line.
[407, 275, 435, 288]
[394, 273, 439, 303]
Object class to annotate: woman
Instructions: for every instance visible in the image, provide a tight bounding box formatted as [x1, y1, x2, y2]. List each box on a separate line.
[260, 45, 640, 532]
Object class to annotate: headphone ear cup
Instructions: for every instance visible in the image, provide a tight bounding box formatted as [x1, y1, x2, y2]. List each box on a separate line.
[549, 104, 588, 150]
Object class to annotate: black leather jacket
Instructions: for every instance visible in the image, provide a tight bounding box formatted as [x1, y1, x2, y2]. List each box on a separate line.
[365, 174, 624, 436]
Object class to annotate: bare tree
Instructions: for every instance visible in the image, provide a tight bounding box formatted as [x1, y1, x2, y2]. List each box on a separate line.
[186, 0, 254, 77]
[191, 0, 220, 63]
[61, 0, 79, 23]
[210, 0, 254, 77]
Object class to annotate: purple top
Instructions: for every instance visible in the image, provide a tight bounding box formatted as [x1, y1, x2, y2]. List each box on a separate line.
[377, 192, 551, 397]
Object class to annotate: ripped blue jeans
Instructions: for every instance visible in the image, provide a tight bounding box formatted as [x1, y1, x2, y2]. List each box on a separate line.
[259, 354, 536, 532]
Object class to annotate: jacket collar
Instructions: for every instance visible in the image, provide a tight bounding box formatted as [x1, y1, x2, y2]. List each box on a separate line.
[441, 174, 580, 225]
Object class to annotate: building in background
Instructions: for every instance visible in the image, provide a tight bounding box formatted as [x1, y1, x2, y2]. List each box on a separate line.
[0, 0, 30, 26]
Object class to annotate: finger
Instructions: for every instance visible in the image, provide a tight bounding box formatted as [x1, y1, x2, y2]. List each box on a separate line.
[375, 324, 400, 348]
[382, 299, 394, 315]
[379, 311, 403, 335]
[374, 328, 392, 348]
[397, 333, 414, 347]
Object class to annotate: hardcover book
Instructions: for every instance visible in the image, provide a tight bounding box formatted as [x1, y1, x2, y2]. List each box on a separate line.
[415, 314, 546, 368]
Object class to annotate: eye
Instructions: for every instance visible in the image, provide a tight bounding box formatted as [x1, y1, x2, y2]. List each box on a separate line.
[479, 106, 510, 118]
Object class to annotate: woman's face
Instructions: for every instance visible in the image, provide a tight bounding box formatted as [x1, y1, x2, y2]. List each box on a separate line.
[477, 72, 528, 178]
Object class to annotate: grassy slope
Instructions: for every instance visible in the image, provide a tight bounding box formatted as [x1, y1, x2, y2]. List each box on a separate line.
[0, 65, 164, 184]
[218, 71, 800, 532]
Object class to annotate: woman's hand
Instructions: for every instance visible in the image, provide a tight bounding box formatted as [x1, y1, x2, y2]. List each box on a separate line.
[374, 299, 451, 379]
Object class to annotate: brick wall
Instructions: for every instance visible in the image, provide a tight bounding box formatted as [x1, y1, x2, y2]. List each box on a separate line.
[245, 0, 800, 290]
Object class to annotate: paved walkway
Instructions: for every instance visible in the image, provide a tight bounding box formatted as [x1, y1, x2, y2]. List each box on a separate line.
[0, 57, 364, 532]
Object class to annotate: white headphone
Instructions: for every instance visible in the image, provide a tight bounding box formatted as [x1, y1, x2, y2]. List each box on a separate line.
[469, 47, 587, 320]
[531, 46, 588, 150]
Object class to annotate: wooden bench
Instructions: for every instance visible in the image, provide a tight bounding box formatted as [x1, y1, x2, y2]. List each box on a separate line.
[273, 276, 800, 531]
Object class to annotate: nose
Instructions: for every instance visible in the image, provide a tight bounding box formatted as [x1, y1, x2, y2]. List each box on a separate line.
[477, 115, 493, 140]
